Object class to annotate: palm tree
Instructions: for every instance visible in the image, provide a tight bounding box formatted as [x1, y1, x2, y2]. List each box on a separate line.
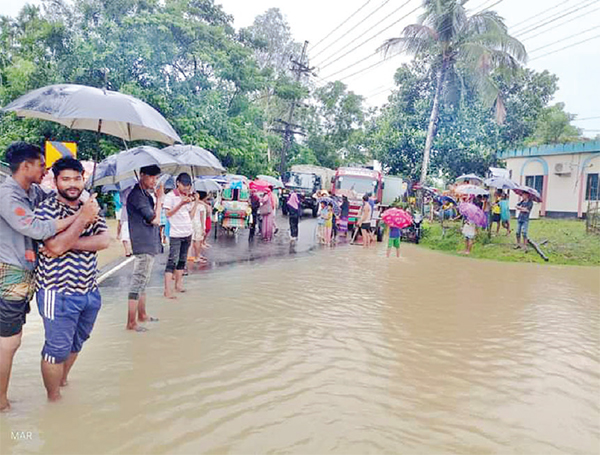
[380, 0, 527, 184]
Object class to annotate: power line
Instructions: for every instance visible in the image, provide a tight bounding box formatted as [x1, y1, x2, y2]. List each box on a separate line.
[337, 49, 404, 82]
[528, 25, 598, 53]
[529, 32, 600, 61]
[573, 116, 600, 121]
[467, 0, 494, 11]
[521, 4, 600, 42]
[364, 85, 396, 100]
[476, 0, 504, 13]
[321, 52, 379, 79]
[314, 0, 398, 65]
[514, 0, 599, 37]
[310, 0, 373, 54]
[318, 2, 420, 72]
[512, 0, 587, 34]
[509, 0, 569, 30]
[470, 0, 499, 12]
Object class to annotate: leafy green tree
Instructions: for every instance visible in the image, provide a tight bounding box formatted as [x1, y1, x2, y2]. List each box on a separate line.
[526, 102, 581, 145]
[367, 60, 564, 180]
[300, 80, 366, 169]
[380, 0, 527, 183]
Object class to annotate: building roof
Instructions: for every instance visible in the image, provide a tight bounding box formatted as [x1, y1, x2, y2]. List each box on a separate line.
[499, 140, 600, 159]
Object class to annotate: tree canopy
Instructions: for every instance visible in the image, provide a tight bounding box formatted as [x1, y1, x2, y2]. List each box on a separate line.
[0, 0, 583, 181]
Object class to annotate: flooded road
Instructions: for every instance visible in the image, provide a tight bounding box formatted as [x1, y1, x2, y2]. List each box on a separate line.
[1, 245, 599, 454]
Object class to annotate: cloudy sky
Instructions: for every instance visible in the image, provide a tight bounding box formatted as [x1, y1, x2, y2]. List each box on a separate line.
[5, 0, 600, 136]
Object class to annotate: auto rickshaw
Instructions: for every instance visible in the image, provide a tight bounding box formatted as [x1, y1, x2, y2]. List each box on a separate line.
[215, 179, 251, 236]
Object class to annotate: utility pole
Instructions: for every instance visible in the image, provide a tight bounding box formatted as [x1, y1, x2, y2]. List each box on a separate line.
[276, 40, 312, 175]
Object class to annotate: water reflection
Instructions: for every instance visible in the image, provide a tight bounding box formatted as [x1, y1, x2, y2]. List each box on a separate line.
[1, 245, 599, 454]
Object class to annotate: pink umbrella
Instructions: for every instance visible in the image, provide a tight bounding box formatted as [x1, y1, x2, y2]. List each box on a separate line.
[458, 202, 487, 227]
[249, 179, 272, 192]
[381, 208, 413, 228]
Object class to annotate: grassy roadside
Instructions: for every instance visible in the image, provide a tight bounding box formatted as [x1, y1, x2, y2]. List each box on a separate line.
[419, 218, 600, 266]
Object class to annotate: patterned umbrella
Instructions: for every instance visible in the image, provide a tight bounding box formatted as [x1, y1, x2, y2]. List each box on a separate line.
[381, 208, 413, 228]
[458, 202, 487, 227]
[513, 184, 542, 203]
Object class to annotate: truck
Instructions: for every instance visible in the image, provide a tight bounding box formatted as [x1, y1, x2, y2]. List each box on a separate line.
[280, 170, 322, 217]
[330, 167, 384, 229]
[331, 167, 406, 237]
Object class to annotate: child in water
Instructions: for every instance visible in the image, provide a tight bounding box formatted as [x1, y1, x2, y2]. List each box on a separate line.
[317, 201, 327, 243]
[324, 202, 333, 245]
[386, 226, 401, 258]
[462, 219, 476, 255]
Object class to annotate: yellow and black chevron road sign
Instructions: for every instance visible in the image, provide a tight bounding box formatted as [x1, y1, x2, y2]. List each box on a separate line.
[45, 141, 77, 168]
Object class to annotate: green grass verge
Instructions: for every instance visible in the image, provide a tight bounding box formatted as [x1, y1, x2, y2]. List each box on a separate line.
[419, 218, 600, 266]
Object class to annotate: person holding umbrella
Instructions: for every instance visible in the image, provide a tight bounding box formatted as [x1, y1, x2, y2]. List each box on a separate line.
[515, 192, 533, 250]
[381, 207, 412, 258]
[126, 165, 164, 332]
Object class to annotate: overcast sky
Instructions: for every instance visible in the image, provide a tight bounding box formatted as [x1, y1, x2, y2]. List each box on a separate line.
[5, 0, 600, 136]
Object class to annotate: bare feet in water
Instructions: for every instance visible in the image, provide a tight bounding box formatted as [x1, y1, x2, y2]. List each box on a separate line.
[126, 324, 148, 332]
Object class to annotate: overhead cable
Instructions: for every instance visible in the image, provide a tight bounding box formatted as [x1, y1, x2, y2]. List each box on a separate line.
[313, 0, 399, 64]
[318, 2, 421, 72]
[310, 0, 373, 53]
[527, 25, 598, 53]
[514, 0, 599, 37]
[529, 33, 600, 60]
[521, 4, 600, 42]
[509, 0, 570, 30]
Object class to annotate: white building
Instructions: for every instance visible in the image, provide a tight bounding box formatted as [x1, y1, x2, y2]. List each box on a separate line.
[498, 140, 600, 218]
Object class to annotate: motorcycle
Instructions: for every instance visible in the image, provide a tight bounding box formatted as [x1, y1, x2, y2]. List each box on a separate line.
[401, 213, 423, 244]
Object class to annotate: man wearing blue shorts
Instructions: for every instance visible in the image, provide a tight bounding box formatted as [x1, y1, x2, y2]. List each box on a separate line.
[35, 157, 109, 402]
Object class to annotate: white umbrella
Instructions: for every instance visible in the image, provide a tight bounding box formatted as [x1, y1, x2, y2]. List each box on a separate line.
[3, 84, 181, 144]
[455, 184, 489, 196]
[257, 174, 284, 189]
[194, 178, 222, 192]
[162, 145, 225, 176]
[93, 146, 181, 186]
[456, 173, 484, 185]
[484, 177, 518, 190]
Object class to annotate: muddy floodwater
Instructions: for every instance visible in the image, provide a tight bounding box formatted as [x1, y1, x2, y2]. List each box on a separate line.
[1, 245, 599, 454]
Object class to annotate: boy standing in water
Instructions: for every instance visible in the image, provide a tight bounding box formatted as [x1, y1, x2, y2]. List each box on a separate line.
[386, 226, 401, 258]
[462, 219, 476, 255]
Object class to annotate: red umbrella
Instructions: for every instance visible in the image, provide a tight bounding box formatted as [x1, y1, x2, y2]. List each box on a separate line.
[249, 179, 271, 192]
[381, 208, 413, 228]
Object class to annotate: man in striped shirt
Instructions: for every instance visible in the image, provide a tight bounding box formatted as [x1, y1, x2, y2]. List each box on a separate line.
[35, 157, 109, 402]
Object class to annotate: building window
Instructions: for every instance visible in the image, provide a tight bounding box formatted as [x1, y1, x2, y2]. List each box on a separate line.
[525, 175, 544, 195]
[586, 174, 599, 201]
